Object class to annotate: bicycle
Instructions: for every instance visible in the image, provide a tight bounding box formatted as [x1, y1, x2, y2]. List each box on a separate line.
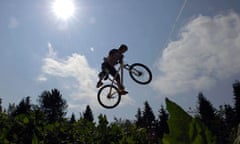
[97, 62, 152, 109]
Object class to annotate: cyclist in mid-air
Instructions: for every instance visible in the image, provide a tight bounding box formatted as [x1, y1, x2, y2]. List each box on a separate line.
[96, 44, 128, 95]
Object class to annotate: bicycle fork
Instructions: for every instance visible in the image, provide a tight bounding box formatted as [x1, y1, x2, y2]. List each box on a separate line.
[107, 75, 119, 99]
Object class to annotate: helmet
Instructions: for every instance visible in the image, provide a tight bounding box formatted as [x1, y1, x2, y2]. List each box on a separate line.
[118, 44, 128, 52]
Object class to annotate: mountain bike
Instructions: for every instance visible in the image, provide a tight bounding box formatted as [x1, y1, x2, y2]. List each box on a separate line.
[97, 62, 152, 109]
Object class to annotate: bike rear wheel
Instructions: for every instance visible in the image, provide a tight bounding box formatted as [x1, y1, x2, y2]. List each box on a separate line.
[129, 63, 152, 85]
[97, 85, 121, 109]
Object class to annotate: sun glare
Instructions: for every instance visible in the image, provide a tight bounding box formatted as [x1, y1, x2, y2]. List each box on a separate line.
[52, 0, 76, 21]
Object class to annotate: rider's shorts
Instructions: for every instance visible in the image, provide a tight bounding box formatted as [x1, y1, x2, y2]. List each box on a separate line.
[101, 62, 118, 78]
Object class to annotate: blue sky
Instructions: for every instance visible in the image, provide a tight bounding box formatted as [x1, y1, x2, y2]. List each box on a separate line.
[1, 0, 240, 120]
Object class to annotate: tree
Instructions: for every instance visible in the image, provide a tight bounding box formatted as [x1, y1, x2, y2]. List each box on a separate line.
[142, 101, 155, 129]
[0, 98, 2, 113]
[97, 114, 110, 143]
[135, 108, 143, 128]
[197, 92, 216, 128]
[157, 105, 169, 139]
[83, 105, 94, 122]
[224, 104, 235, 129]
[233, 81, 240, 126]
[233, 124, 240, 144]
[12, 96, 32, 116]
[38, 89, 68, 123]
[70, 113, 76, 123]
[197, 92, 227, 144]
[142, 101, 157, 143]
[7, 103, 16, 115]
[221, 104, 235, 143]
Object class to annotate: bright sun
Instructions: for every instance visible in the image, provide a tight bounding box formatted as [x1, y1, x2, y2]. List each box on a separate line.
[52, 0, 76, 21]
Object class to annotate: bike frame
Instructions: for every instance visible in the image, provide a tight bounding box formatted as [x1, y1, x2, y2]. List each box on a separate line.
[108, 62, 131, 87]
[108, 63, 128, 97]
[105, 61, 143, 97]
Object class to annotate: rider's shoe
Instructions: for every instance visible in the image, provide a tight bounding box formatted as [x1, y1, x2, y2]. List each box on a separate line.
[96, 81, 103, 88]
[104, 74, 109, 80]
[119, 89, 128, 95]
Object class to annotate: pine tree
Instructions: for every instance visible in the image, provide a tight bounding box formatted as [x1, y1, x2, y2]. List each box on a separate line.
[233, 80, 240, 126]
[142, 101, 155, 129]
[97, 114, 109, 143]
[7, 103, 16, 115]
[198, 92, 216, 127]
[12, 96, 32, 116]
[224, 104, 235, 129]
[197, 92, 227, 144]
[83, 105, 94, 122]
[0, 98, 2, 113]
[142, 101, 156, 142]
[38, 89, 68, 122]
[70, 113, 76, 123]
[135, 108, 143, 128]
[157, 105, 169, 139]
[224, 104, 235, 143]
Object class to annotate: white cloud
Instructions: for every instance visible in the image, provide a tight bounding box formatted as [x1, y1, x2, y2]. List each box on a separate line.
[8, 17, 19, 29]
[47, 42, 57, 58]
[153, 11, 240, 95]
[42, 53, 98, 105]
[37, 75, 47, 82]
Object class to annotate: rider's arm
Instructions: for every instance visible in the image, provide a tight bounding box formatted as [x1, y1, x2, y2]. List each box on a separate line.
[119, 54, 124, 64]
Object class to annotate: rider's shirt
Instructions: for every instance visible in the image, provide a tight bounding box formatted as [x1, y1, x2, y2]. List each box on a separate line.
[105, 49, 123, 66]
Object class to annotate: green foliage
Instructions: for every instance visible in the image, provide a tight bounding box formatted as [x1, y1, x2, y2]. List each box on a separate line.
[163, 98, 216, 144]
[197, 93, 230, 143]
[12, 96, 31, 116]
[38, 89, 68, 123]
[113, 119, 148, 144]
[163, 98, 192, 144]
[1, 85, 240, 143]
[135, 101, 169, 143]
[234, 124, 240, 144]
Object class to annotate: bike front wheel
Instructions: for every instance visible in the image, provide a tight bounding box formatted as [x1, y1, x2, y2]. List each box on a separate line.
[129, 63, 152, 85]
[97, 85, 121, 109]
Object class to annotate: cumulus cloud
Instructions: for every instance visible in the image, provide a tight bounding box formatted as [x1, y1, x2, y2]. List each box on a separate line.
[39, 43, 99, 108]
[153, 11, 240, 95]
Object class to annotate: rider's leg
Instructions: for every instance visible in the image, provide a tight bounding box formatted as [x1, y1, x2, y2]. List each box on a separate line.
[96, 72, 104, 88]
[113, 72, 128, 95]
[96, 62, 108, 88]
